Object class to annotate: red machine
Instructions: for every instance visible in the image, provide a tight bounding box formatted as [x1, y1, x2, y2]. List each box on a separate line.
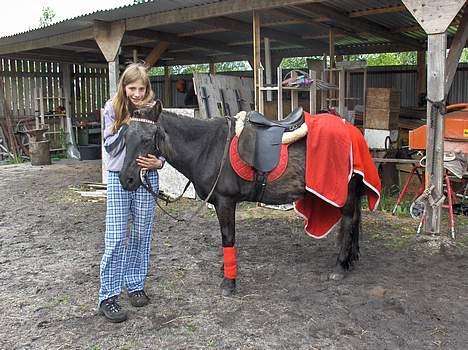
[409, 103, 468, 153]
[396, 104, 468, 238]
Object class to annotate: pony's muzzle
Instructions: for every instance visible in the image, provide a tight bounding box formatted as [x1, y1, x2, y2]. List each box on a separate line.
[119, 173, 139, 191]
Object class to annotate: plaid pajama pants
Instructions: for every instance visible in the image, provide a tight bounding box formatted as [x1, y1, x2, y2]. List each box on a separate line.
[99, 170, 158, 304]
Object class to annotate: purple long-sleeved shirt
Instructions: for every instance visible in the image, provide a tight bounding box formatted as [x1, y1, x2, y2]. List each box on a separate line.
[103, 100, 127, 172]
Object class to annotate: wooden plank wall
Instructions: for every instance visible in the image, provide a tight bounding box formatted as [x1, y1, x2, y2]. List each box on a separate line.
[0, 57, 109, 125]
[70, 64, 109, 123]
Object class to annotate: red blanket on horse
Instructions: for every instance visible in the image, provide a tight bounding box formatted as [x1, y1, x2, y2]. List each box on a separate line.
[295, 112, 381, 238]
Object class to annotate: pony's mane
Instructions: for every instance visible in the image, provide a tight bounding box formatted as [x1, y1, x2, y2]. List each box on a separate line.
[160, 110, 226, 133]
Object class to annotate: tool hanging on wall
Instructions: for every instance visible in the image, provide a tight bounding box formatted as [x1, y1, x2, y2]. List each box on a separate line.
[199, 86, 211, 118]
[219, 88, 231, 116]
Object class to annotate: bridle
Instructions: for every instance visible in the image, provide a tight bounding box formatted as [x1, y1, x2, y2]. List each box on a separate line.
[128, 116, 234, 222]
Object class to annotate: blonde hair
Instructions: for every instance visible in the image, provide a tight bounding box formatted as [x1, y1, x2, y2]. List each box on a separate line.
[111, 63, 154, 133]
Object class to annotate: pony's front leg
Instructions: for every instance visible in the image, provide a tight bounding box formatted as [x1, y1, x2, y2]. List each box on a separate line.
[214, 198, 237, 296]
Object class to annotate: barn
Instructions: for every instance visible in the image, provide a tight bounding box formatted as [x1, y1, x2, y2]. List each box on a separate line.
[0, 2, 467, 347]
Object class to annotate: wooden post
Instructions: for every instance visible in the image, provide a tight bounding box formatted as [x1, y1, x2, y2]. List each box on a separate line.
[425, 33, 446, 233]
[277, 66, 283, 119]
[209, 62, 216, 75]
[61, 63, 79, 158]
[321, 53, 327, 111]
[328, 31, 335, 109]
[338, 67, 345, 116]
[416, 50, 426, 101]
[164, 66, 171, 107]
[402, 0, 465, 234]
[264, 37, 272, 102]
[309, 70, 317, 114]
[108, 61, 119, 101]
[94, 20, 126, 184]
[253, 10, 261, 111]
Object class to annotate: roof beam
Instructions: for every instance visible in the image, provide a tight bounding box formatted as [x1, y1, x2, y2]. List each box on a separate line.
[349, 4, 406, 18]
[153, 51, 247, 66]
[128, 29, 251, 56]
[178, 28, 227, 37]
[125, 0, 323, 31]
[293, 3, 423, 49]
[144, 41, 170, 67]
[6, 48, 104, 63]
[446, 7, 468, 91]
[0, 0, 322, 55]
[275, 7, 368, 42]
[200, 16, 328, 50]
[0, 27, 94, 55]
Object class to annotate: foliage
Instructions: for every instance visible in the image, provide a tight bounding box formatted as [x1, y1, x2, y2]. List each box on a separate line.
[216, 61, 251, 72]
[281, 56, 321, 68]
[39, 6, 56, 27]
[148, 49, 468, 76]
[460, 48, 468, 63]
[149, 61, 251, 76]
[348, 52, 417, 66]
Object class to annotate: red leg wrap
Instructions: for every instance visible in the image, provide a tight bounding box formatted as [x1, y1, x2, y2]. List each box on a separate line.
[223, 246, 237, 280]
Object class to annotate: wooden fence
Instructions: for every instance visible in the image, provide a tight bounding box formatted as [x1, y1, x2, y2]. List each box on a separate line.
[0, 57, 109, 152]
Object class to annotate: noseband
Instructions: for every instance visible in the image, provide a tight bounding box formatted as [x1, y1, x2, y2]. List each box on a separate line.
[129, 117, 162, 157]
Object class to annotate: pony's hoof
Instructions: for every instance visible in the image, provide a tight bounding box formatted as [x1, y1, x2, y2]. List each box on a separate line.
[329, 272, 345, 281]
[220, 278, 236, 297]
[329, 263, 346, 281]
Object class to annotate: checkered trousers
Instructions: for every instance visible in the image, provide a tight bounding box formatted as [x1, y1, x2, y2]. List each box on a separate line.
[99, 170, 159, 304]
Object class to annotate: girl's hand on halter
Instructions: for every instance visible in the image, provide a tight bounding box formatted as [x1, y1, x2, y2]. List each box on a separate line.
[136, 154, 164, 170]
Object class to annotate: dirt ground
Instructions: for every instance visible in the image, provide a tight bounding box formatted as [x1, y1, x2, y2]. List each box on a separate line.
[0, 159, 467, 350]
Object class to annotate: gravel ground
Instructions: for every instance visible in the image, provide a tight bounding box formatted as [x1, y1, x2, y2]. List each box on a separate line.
[0, 159, 467, 350]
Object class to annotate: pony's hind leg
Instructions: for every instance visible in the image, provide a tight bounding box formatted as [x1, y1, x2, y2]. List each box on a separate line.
[330, 175, 361, 280]
[350, 195, 362, 263]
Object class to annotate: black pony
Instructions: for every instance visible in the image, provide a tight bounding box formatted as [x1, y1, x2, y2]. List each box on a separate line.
[120, 101, 363, 296]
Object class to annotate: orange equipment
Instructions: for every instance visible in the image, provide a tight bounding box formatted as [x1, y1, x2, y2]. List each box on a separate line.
[409, 103, 468, 153]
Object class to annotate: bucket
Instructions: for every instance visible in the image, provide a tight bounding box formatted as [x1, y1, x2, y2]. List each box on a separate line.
[78, 144, 101, 160]
[30, 140, 51, 166]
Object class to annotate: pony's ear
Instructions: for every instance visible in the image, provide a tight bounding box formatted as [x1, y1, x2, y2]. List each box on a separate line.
[153, 99, 163, 121]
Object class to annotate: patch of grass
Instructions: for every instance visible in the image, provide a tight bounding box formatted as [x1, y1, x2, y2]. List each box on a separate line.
[0, 154, 26, 165]
[47, 188, 84, 203]
[207, 337, 218, 348]
[377, 185, 412, 215]
[185, 322, 199, 333]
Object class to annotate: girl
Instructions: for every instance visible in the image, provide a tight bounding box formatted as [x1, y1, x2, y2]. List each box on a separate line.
[98, 63, 164, 323]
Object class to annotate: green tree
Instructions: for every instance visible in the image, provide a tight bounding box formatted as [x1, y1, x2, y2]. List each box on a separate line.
[149, 61, 251, 76]
[460, 48, 468, 63]
[349, 52, 416, 66]
[215, 61, 250, 72]
[39, 6, 56, 27]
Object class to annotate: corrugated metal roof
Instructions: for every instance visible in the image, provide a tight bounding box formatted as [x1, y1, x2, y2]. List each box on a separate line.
[0, 0, 221, 41]
[0, 0, 465, 66]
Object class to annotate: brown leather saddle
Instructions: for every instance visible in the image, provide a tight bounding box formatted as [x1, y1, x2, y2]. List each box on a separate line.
[237, 107, 304, 200]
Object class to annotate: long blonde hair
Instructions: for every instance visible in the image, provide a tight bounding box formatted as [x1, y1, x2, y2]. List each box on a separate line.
[111, 63, 154, 133]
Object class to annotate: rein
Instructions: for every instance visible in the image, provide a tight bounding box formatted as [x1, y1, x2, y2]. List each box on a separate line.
[130, 116, 233, 222]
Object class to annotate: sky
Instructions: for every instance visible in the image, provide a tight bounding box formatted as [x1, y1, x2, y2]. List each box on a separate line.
[0, 0, 134, 36]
